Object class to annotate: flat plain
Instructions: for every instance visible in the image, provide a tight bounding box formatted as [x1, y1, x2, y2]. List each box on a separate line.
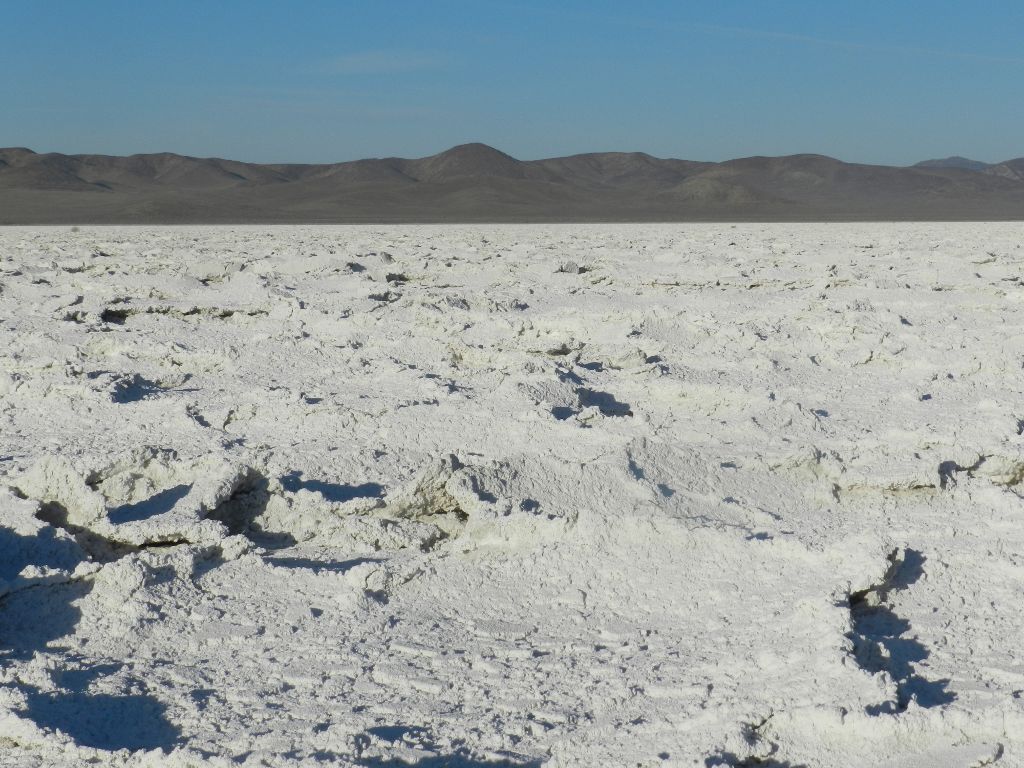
[1, 223, 1023, 767]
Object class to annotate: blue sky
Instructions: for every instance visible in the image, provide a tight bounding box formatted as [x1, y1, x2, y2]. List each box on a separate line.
[2, 1, 1021, 164]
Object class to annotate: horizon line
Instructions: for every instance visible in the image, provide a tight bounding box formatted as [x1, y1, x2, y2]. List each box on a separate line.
[1, 142, 1019, 169]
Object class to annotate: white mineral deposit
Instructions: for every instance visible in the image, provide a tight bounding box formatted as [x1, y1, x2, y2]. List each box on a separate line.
[1, 223, 1022, 767]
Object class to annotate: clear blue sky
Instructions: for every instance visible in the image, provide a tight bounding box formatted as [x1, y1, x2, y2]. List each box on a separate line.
[2, 1, 1021, 165]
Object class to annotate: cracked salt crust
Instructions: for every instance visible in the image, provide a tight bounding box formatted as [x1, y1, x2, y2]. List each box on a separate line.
[0, 223, 1022, 766]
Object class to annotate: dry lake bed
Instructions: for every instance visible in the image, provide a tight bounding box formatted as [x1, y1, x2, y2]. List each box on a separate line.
[1, 223, 1023, 767]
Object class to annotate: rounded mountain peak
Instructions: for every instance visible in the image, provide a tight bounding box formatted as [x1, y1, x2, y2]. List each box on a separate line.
[409, 143, 526, 182]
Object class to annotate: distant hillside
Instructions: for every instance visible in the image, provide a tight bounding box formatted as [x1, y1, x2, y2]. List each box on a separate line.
[985, 158, 1024, 183]
[913, 156, 1024, 185]
[914, 156, 992, 172]
[1, 143, 1022, 223]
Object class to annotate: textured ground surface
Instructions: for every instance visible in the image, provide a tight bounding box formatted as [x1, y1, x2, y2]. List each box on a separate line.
[0, 223, 1023, 767]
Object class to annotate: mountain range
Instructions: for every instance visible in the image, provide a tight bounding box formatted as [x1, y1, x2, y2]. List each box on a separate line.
[1, 143, 1022, 223]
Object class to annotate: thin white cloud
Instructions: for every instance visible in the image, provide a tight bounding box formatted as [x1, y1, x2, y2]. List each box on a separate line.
[220, 87, 447, 120]
[322, 50, 445, 75]
[692, 21, 1024, 66]
[490, 2, 1024, 67]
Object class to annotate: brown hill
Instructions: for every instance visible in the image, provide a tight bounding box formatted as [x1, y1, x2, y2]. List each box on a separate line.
[913, 156, 991, 172]
[1, 143, 1022, 223]
[985, 159, 1024, 183]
